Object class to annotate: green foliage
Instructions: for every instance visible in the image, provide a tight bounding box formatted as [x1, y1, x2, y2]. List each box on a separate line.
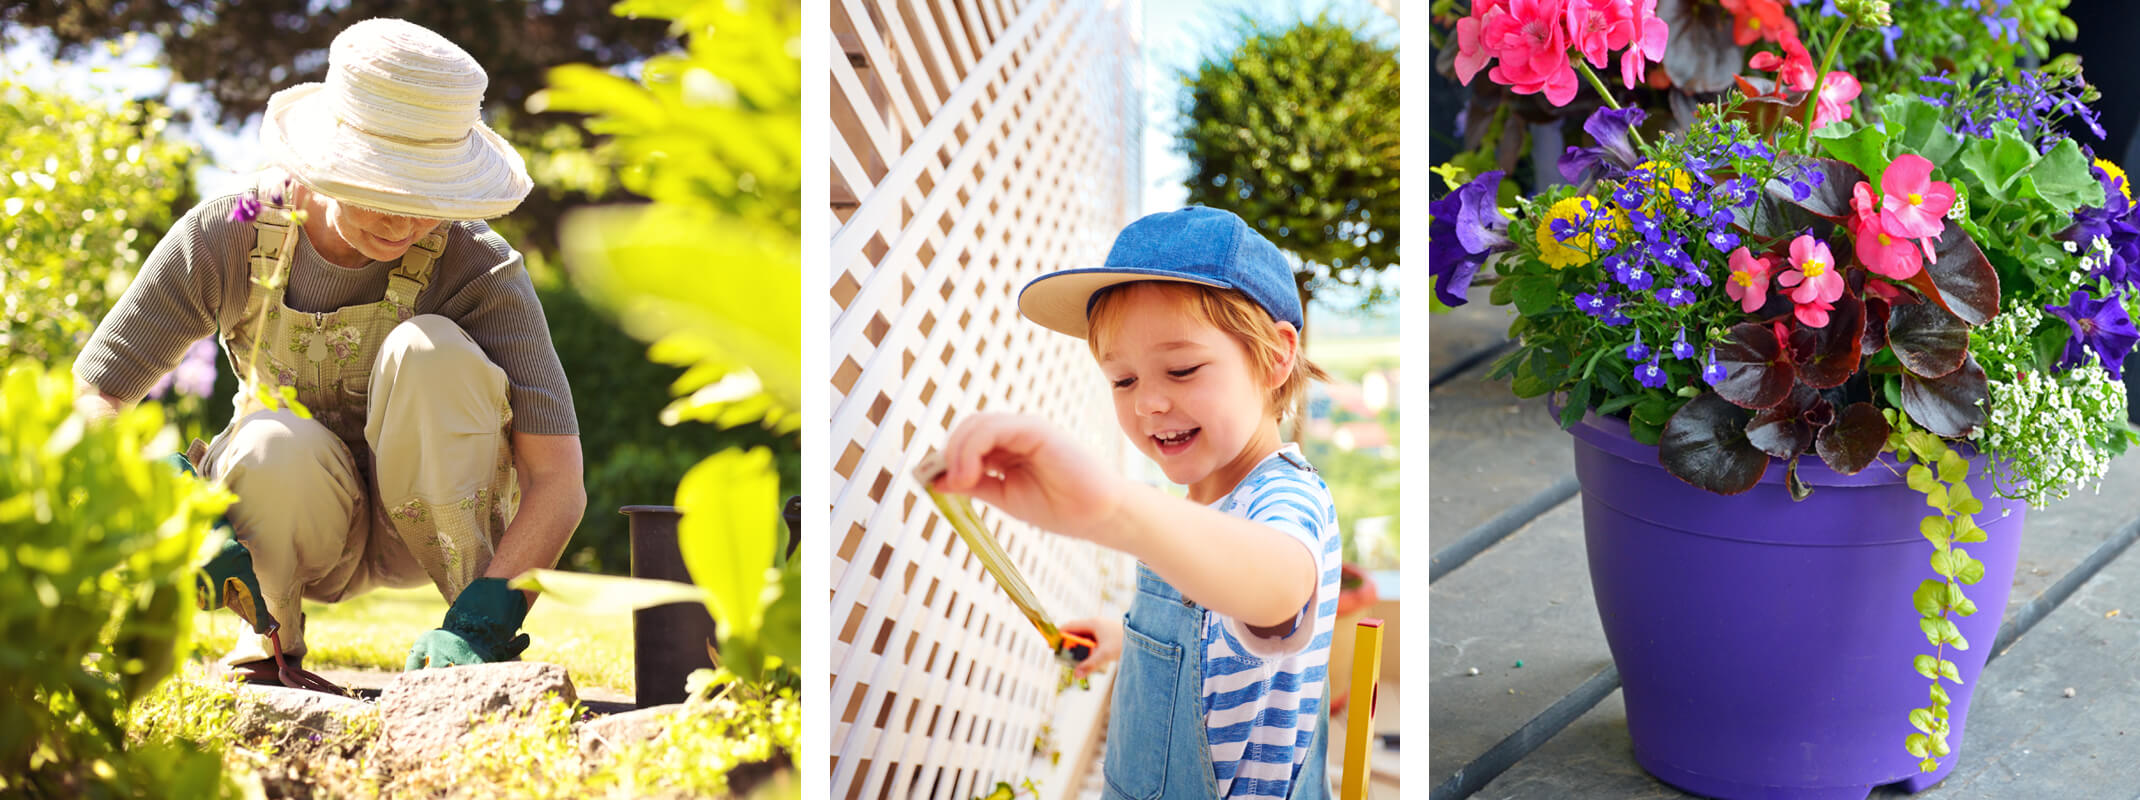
[0, 79, 196, 365]
[1885, 411, 1990, 775]
[519, 0, 801, 690]
[0, 360, 234, 797]
[1807, 0, 2074, 106]
[1178, 13, 1399, 311]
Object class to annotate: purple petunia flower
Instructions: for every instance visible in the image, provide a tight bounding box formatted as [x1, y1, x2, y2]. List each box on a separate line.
[2060, 165, 2140, 290]
[1626, 329, 1651, 362]
[1586, 107, 1647, 171]
[1635, 358, 1670, 388]
[2046, 289, 2140, 379]
[1429, 171, 1512, 307]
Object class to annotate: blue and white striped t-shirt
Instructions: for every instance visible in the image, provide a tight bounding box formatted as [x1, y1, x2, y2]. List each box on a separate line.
[1200, 444, 1341, 799]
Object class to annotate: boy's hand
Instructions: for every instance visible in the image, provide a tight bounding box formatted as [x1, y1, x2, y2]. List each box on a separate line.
[936, 413, 1126, 545]
[1063, 617, 1124, 679]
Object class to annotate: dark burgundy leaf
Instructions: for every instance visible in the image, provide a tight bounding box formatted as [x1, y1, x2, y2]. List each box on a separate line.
[1732, 194, 1839, 243]
[1748, 384, 1829, 459]
[1862, 297, 1891, 357]
[1764, 157, 1868, 222]
[1659, 392, 1769, 495]
[1788, 293, 1865, 389]
[1713, 322, 1797, 409]
[1901, 226, 2000, 327]
[1888, 300, 1970, 379]
[1815, 401, 1891, 475]
[1660, 0, 1742, 94]
[1901, 352, 1990, 437]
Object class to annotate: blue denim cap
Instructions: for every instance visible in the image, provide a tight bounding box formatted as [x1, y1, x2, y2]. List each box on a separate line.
[1018, 206, 1303, 339]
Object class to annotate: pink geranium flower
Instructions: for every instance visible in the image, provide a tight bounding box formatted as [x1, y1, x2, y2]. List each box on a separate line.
[1879, 154, 1956, 239]
[1814, 71, 1860, 129]
[1778, 235, 1845, 326]
[1725, 246, 1774, 313]
[1457, 0, 1581, 106]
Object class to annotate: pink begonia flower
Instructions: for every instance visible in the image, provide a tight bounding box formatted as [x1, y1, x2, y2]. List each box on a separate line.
[1879, 154, 1956, 239]
[1864, 279, 1907, 304]
[1725, 246, 1775, 313]
[1457, 0, 1581, 106]
[1851, 181, 1924, 280]
[1778, 235, 1845, 327]
[1813, 71, 1860, 129]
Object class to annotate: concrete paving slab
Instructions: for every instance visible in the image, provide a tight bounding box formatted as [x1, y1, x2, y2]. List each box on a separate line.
[1429, 501, 1613, 791]
[1991, 452, 2140, 631]
[1429, 285, 1516, 383]
[1473, 690, 1690, 800]
[1427, 382, 1575, 559]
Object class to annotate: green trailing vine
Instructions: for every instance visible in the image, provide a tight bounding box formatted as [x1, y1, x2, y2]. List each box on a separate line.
[1884, 411, 1989, 773]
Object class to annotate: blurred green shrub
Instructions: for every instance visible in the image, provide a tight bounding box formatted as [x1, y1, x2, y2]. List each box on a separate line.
[0, 79, 196, 366]
[0, 360, 235, 797]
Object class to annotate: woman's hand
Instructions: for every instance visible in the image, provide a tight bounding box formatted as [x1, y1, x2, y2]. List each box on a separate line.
[934, 413, 1127, 546]
[1063, 617, 1124, 679]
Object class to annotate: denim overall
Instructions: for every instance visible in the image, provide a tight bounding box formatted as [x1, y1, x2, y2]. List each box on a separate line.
[1102, 564, 1331, 800]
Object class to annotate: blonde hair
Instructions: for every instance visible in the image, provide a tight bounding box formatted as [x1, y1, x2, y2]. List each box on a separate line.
[1087, 281, 1330, 421]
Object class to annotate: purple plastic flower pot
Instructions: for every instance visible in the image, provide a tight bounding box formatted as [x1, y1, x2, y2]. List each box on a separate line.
[1568, 412, 2027, 799]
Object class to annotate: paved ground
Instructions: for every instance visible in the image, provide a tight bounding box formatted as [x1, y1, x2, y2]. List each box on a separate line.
[1429, 295, 2140, 800]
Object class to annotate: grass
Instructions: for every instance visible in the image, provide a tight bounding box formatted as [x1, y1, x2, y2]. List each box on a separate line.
[189, 584, 637, 695]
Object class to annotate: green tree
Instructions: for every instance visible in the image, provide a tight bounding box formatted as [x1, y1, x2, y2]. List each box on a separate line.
[0, 80, 196, 366]
[1177, 13, 1400, 314]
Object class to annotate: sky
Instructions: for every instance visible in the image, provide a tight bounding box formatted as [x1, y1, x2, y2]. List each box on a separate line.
[1138, 0, 1399, 329]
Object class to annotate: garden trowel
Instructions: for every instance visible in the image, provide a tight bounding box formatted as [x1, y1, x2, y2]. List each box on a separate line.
[913, 455, 1097, 666]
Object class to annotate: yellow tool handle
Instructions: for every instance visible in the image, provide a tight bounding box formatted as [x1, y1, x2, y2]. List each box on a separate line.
[914, 455, 1066, 650]
[1341, 618, 1384, 800]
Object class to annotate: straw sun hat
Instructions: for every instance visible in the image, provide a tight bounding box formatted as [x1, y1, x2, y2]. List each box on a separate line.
[262, 18, 532, 220]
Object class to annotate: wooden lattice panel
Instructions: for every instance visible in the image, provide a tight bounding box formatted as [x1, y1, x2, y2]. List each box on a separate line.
[827, 1, 1143, 798]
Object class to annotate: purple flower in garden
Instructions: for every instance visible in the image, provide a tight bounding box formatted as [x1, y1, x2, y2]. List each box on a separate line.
[1560, 147, 1606, 185]
[2061, 165, 2140, 290]
[1656, 284, 1696, 307]
[1576, 283, 1621, 319]
[1429, 170, 1512, 307]
[2046, 289, 2140, 379]
[1613, 259, 1656, 291]
[1602, 307, 1632, 327]
[1628, 208, 1663, 243]
[146, 337, 219, 400]
[229, 195, 263, 224]
[1671, 327, 1697, 360]
[1703, 347, 1729, 385]
[1880, 26, 1904, 60]
[1614, 183, 1646, 211]
[1626, 330, 1651, 362]
[1680, 265, 1712, 288]
[1586, 107, 1647, 170]
[1980, 0, 2020, 42]
[1635, 358, 1669, 388]
[1707, 229, 1740, 252]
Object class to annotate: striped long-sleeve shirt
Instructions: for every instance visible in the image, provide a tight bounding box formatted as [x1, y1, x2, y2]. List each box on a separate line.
[1200, 443, 1341, 799]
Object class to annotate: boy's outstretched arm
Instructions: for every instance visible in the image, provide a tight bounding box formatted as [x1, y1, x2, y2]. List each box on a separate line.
[936, 413, 1317, 628]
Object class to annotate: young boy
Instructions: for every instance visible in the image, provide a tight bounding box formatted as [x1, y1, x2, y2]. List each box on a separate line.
[933, 207, 1340, 800]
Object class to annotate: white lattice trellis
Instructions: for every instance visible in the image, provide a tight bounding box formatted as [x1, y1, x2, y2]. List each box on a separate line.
[827, 1, 1143, 798]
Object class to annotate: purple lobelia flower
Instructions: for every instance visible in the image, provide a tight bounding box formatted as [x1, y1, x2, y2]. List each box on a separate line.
[1576, 283, 1621, 319]
[1430, 171, 1512, 307]
[1656, 283, 1696, 307]
[1635, 357, 1669, 388]
[1602, 307, 1632, 327]
[1613, 258, 1656, 291]
[1671, 327, 1697, 360]
[1626, 329, 1651, 362]
[2046, 288, 2140, 379]
[229, 194, 263, 224]
[1703, 347, 1729, 385]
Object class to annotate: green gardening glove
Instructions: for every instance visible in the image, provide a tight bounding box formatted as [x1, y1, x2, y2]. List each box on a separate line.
[404, 577, 531, 670]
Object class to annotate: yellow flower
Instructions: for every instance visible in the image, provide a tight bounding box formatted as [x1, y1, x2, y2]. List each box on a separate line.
[2097, 158, 2131, 203]
[1535, 195, 1626, 269]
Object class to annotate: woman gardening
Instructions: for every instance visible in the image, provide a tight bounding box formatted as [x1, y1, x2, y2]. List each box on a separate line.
[70, 19, 586, 686]
[932, 207, 1340, 800]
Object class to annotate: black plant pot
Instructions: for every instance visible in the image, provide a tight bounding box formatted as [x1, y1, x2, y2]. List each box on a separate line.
[622, 497, 802, 708]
